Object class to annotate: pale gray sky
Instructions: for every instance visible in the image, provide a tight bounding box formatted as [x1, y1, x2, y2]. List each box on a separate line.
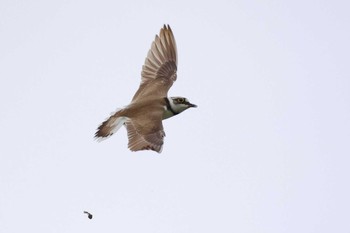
[1, 0, 350, 232]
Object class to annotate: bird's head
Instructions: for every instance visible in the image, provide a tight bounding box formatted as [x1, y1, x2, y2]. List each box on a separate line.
[169, 97, 197, 113]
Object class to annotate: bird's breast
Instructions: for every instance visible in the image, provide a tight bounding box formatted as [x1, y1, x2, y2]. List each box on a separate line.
[163, 107, 177, 120]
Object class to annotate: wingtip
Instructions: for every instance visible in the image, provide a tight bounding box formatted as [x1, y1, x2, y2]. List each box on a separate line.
[129, 145, 163, 153]
[162, 24, 172, 31]
[94, 127, 114, 142]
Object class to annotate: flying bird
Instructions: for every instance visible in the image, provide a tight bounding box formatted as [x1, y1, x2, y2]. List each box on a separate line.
[83, 211, 93, 219]
[95, 25, 197, 153]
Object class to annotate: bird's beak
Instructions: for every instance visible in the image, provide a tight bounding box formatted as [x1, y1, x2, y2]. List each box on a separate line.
[188, 103, 197, 108]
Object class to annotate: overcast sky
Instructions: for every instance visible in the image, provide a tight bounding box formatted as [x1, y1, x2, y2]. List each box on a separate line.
[1, 0, 350, 232]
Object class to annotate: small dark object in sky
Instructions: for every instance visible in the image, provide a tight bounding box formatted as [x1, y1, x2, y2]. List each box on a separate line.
[83, 211, 93, 219]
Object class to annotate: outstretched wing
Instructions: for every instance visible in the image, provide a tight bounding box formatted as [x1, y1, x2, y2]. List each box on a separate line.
[125, 119, 165, 153]
[132, 25, 178, 101]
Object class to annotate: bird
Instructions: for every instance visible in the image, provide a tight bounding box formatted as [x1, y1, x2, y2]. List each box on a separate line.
[83, 211, 93, 219]
[95, 25, 197, 153]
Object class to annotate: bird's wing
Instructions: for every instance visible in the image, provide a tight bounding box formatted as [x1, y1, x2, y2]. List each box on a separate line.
[125, 117, 165, 153]
[132, 25, 177, 101]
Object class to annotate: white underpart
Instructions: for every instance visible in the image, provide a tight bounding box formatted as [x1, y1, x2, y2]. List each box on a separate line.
[110, 116, 127, 134]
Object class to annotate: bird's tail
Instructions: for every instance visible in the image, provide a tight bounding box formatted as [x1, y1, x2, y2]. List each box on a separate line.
[95, 109, 127, 140]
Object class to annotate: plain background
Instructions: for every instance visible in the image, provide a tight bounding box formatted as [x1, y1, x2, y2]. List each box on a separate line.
[1, 0, 349, 232]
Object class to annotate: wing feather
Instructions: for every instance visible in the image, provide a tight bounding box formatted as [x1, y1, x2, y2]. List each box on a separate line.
[132, 25, 177, 101]
[125, 120, 165, 153]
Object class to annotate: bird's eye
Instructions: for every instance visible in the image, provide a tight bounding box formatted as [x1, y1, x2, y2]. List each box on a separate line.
[178, 98, 185, 103]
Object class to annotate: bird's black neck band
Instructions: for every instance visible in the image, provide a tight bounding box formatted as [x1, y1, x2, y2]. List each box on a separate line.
[164, 97, 178, 115]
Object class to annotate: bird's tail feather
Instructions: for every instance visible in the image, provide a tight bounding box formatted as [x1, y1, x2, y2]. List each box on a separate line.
[95, 109, 127, 140]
